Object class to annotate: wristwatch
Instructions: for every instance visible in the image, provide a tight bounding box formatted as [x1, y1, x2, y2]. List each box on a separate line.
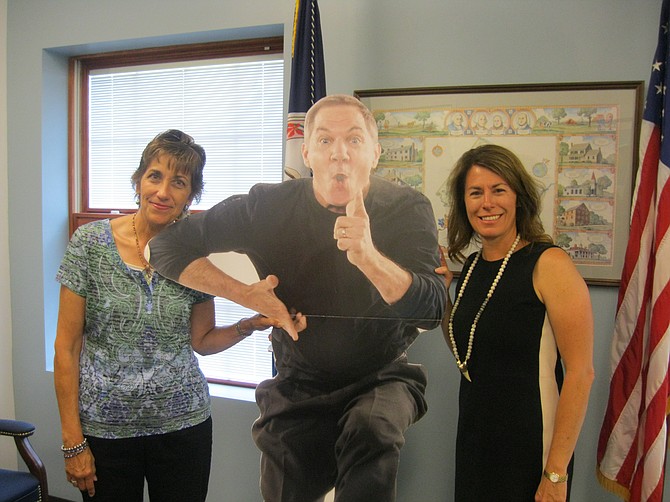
[543, 470, 568, 483]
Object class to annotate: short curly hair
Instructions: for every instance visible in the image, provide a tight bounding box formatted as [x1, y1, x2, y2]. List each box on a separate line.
[131, 129, 206, 204]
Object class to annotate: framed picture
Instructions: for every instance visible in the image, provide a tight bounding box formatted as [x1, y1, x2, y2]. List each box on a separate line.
[355, 82, 644, 286]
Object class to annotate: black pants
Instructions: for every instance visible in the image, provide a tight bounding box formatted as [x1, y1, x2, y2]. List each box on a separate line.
[81, 417, 212, 502]
[252, 359, 427, 502]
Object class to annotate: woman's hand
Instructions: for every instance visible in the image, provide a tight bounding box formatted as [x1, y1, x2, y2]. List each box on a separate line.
[435, 265, 453, 289]
[534, 476, 568, 502]
[435, 245, 454, 289]
[436, 246, 454, 345]
[289, 311, 307, 333]
[238, 313, 275, 335]
[65, 447, 97, 497]
[253, 311, 307, 341]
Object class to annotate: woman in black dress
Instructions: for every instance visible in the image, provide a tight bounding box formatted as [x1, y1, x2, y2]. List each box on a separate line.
[438, 144, 594, 501]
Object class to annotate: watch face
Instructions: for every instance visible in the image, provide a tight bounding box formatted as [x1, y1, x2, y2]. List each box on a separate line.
[544, 470, 567, 483]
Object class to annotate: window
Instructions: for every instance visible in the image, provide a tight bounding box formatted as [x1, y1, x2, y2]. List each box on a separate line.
[69, 38, 284, 386]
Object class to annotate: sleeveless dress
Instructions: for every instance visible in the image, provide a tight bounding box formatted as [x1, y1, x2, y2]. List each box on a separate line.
[451, 242, 573, 501]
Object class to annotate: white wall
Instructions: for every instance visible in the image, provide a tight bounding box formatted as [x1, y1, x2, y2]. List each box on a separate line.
[5, 1, 664, 500]
[0, 0, 16, 471]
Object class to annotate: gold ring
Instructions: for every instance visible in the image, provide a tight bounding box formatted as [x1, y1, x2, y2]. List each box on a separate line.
[71, 479, 78, 486]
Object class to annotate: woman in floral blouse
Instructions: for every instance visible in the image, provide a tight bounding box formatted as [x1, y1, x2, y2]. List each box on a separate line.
[54, 130, 274, 501]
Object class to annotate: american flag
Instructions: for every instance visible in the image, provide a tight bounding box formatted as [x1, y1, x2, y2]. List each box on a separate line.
[597, 1, 670, 500]
[284, 0, 326, 180]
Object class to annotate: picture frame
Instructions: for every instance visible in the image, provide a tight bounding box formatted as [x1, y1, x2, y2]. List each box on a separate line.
[355, 82, 644, 286]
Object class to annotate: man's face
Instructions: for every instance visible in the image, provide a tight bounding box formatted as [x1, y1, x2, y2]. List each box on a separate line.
[303, 104, 381, 209]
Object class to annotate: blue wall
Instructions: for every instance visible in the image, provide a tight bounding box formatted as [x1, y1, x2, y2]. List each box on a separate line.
[6, 0, 662, 500]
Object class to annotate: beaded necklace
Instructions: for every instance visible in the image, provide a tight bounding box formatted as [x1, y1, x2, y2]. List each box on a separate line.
[132, 212, 153, 281]
[447, 234, 521, 382]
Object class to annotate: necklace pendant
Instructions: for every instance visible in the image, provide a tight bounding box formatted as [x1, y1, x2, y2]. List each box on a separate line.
[457, 362, 472, 382]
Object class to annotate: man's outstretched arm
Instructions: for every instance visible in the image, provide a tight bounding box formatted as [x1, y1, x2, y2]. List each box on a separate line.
[147, 210, 299, 340]
[177, 257, 299, 341]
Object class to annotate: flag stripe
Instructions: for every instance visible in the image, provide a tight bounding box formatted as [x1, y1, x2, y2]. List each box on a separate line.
[618, 125, 659, 304]
[656, 173, 670, 248]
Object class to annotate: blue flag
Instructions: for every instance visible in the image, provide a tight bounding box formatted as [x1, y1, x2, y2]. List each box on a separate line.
[284, 0, 326, 180]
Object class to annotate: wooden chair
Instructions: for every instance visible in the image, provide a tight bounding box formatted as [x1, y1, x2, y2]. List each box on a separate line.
[0, 419, 48, 502]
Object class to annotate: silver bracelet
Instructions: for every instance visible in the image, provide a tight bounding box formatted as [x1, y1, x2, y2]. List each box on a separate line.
[61, 438, 88, 458]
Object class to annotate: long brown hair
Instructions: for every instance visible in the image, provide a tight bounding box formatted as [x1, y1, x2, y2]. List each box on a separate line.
[446, 144, 552, 263]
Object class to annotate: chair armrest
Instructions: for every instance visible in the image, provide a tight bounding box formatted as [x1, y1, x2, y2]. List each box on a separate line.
[0, 419, 49, 500]
[0, 419, 36, 438]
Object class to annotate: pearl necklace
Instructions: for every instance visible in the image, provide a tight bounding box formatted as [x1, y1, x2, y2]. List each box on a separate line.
[448, 234, 521, 382]
[132, 212, 153, 281]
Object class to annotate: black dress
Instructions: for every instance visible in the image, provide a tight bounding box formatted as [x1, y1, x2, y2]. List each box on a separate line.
[451, 242, 572, 501]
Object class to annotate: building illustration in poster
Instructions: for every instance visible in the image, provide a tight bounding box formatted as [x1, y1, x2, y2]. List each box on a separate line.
[370, 104, 622, 268]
